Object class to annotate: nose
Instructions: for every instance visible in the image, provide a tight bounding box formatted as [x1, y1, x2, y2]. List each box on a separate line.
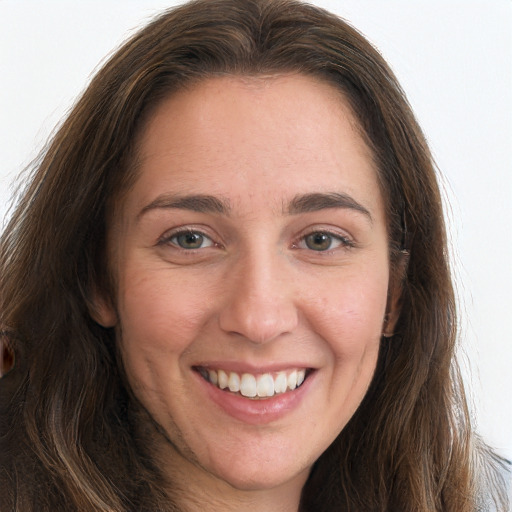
[218, 250, 299, 344]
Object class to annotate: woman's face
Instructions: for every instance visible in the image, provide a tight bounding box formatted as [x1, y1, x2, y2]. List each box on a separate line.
[97, 75, 393, 494]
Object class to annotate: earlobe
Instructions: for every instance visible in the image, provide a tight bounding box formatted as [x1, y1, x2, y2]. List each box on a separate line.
[382, 304, 400, 338]
[88, 291, 117, 328]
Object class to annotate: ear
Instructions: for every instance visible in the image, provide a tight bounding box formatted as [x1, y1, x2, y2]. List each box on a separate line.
[383, 251, 409, 337]
[88, 288, 117, 328]
[0, 333, 15, 377]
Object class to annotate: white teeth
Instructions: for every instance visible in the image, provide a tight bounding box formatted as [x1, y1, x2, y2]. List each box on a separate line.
[218, 369, 228, 389]
[240, 373, 257, 398]
[208, 369, 218, 386]
[228, 372, 240, 392]
[287, 370, 298, 390]
[274, 372, 288, 394]
[256, 373, 275, 397]
[201, 368, 308, 397]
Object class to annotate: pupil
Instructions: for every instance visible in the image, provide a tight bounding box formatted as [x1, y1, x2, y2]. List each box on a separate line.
[306, 232, 331, 251]
[178, 232, 203, 249]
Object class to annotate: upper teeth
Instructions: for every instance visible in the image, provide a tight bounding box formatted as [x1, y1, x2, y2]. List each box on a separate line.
[202, 368, 307, 398]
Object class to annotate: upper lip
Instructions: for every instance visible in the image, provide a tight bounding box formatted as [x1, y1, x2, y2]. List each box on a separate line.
[192, 361, 315, 374]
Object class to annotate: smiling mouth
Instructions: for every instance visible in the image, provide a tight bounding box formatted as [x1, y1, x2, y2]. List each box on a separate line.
[195, 367, 312, 399]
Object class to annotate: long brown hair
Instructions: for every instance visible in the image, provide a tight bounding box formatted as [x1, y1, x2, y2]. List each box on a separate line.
[0, 1, 509, 510]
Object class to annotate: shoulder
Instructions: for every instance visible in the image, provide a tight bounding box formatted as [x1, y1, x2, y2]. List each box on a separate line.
[504, 459, 512, 505]
[477, 454, 511, 512]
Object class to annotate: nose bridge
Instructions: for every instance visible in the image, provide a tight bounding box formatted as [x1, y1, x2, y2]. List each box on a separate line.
[218, 244, 298, 344]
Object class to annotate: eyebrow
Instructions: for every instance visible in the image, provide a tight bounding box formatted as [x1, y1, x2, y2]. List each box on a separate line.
[138, 191, 371, 221]
[138, 194, 231, 219]
[286, 192, 372, 221]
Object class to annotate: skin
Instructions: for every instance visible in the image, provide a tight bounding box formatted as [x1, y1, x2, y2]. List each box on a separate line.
[94, 74, 397, 511]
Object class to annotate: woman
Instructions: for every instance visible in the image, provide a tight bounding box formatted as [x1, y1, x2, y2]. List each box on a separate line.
[0, 0, 509, 510]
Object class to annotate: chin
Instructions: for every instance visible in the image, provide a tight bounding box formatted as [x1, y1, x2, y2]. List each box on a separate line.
[197, 443, 314, 493]
[208, 461, 311, 493]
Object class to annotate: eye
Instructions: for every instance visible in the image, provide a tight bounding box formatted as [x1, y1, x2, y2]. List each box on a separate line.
[166, 230, 214, 250]
[299, 231, 354, 252]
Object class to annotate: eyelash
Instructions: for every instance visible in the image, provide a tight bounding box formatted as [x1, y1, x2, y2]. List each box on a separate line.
[158, 227, 355, 253]
[292, 229, 355, 252]
[158, 228, 218, 251]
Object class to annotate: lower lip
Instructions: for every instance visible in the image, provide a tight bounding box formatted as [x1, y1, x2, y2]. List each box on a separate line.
[194, 370, 315, 425]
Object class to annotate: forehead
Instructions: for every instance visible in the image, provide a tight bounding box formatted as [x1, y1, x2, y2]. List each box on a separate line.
[124, 73, 382, 219]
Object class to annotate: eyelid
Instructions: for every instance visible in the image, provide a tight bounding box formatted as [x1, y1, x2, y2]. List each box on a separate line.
[156, 224, 355, 253]
[292, 226, 356, 251]
[157, 225, 220, 249]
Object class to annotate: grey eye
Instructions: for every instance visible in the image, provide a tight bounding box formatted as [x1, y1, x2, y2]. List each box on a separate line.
[171, 231, 212, 249]
[304, 232, 334, 251]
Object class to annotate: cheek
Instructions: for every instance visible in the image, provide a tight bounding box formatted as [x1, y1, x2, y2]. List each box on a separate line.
[314, 269, 387, 416]
[306, 265, 389, 351]
[116, 265, 215, 367]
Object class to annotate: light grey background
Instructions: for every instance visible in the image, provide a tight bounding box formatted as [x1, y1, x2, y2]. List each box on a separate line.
[1, 1, 511, 458]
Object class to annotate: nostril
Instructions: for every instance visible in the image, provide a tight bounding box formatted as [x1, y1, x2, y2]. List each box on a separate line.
[218, 296, 299, 345]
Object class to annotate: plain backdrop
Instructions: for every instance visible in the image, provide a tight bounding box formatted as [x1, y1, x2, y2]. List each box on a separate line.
[1, 1, 511, 459]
